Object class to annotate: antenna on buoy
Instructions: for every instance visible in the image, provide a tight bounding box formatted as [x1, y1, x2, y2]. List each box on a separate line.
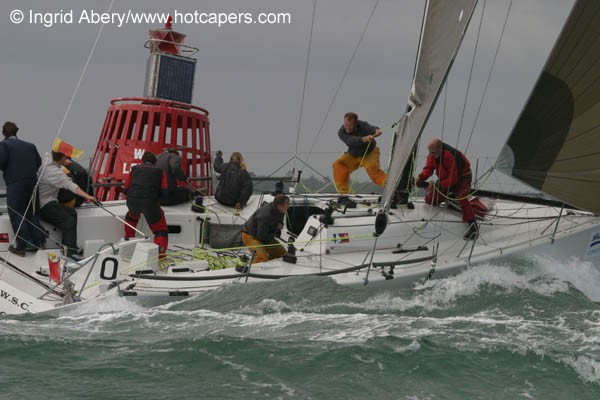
[91, 17, 212, 201]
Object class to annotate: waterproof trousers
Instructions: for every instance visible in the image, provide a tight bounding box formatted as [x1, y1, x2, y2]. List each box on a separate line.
[6, 182, 46, 249]
[40, 201, 78, 256]
[125, 197, 169, 257]
[424, 176, 475, 222]
[333, 147, 386, 193]
[241, 231, 286, 264]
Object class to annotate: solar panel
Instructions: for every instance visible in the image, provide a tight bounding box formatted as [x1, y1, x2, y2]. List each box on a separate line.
[145, 53, 196, 104]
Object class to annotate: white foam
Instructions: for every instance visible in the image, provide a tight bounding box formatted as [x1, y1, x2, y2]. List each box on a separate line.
[393, 339, 421, 354]
[2, 259, 598, 386]
[322, 264, 569, 313]
[197, 347, 297, 396]
[241, 298, 293, 315]
[533, 255, 600, 301]
[561, 354, 600, 384]
[518, 380, 537, 399]
[57, 296, 148, 317]
[351, 354, 376, 363]
[416, 263, 570, 297]
[402, 395, 435, 400]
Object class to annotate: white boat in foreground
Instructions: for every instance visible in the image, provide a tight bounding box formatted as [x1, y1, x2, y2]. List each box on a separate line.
[1, 191, 599, 315]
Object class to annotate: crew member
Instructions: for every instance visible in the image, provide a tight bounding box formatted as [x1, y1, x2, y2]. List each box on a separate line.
[0, 122, 46, 256]
[333, 112, 386, 193]
[58, 157, 93, 207]
[415, 138, 478, 240]
[156, 149, 190, 206]
[213, 151, 253, 209]
[242, 194, 289, 263]
[123, 151, 169, 258]
[38, 151, 96, 259]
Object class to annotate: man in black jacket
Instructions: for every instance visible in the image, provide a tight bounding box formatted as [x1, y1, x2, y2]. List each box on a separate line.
[0, 122, 45, 256]
[123, 152, 169, 258]
[213, 151, 253, 209]
[241, 194, 289, 263]
[333, 112, 387, 193]
[57, 157, 93, 207]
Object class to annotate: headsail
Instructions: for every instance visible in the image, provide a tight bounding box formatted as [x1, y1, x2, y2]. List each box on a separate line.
[496, 0, 600, 214]
[376, 0, 478, 234]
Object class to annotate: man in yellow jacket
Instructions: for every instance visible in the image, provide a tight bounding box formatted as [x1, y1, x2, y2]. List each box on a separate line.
[333, 112, 386, 193]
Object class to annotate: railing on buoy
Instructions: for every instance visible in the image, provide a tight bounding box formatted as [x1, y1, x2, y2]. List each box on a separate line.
[91, 97, 212, 201]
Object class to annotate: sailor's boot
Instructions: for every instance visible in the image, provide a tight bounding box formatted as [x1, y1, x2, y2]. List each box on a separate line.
[463, 220, 479, 241]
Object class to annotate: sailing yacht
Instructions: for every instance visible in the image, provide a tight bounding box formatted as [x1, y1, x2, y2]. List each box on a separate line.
[0, 0, 598, 315]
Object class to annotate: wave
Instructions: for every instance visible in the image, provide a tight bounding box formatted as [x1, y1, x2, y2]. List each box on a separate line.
[2, 260, 599, 387]
[532, 255, 600, 302]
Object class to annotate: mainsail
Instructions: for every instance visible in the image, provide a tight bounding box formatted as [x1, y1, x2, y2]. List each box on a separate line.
[376, 0, 478, 233]
[496, 0, 600, 214]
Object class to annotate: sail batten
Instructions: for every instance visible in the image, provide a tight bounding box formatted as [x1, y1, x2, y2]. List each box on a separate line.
[378, 0, 479, 219]
[496, 0, 600, 213]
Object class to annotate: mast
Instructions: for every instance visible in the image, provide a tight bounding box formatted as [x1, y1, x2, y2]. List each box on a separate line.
[376, 0, 479, 234]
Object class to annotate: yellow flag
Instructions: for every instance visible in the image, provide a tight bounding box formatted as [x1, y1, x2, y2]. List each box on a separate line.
[52, 137, 84, 159]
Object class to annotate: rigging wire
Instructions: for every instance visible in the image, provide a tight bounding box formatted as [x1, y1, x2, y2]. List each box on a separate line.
[455, 0, 487, 149]
[293, 0, 318, 172]
[1, 0, 114, 274]
[465, 0, 513, 154]
[261, 0, 380, 181]
[305, 0, 380, 162]
[416, 1, 486, 244]
[55, 4, 113, 140]
[421, 0, 485, 239]
[441, 82, 448, 141]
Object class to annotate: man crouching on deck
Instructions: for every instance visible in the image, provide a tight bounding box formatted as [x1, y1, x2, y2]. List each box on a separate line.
[415, 138, 478, 241]
[242, 194, 290, 263]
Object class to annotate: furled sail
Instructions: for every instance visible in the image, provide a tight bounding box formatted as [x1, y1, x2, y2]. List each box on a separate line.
[376, 0, 478, 234]
[495, 0, 600, 214]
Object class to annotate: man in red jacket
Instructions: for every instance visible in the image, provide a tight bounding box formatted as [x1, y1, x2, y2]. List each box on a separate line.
[415, 138, 478, 240]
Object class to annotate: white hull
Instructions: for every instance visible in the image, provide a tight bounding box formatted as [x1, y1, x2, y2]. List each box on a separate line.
[1, 194, 599, 315]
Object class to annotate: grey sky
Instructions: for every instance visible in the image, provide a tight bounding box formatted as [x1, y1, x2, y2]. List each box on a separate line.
[0, 0, 574, 182]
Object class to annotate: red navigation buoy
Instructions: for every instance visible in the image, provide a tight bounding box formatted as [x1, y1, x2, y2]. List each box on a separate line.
[90, 20, 212, 201]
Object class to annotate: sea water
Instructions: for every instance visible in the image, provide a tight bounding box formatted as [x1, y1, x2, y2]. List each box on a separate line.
[1, 257, 599, 399]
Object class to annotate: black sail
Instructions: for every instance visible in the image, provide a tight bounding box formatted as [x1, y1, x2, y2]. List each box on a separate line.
[496, 0, 600, 213]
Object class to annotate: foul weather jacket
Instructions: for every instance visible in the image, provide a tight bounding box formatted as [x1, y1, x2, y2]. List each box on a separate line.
[66, 159, 93, 195]
[338, 120, 379, 157]
[418, 143, 471, 190]
[124, 162, 168, 199]
[156, 151, 187, 193]
[242, 203, 284, 244]
[0, 136, 41, 185]
[214, 155, 253, 207]
[0, 136, 45, 248]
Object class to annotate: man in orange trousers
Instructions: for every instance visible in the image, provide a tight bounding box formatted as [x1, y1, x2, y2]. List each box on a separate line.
[333, 112, 386, 193]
